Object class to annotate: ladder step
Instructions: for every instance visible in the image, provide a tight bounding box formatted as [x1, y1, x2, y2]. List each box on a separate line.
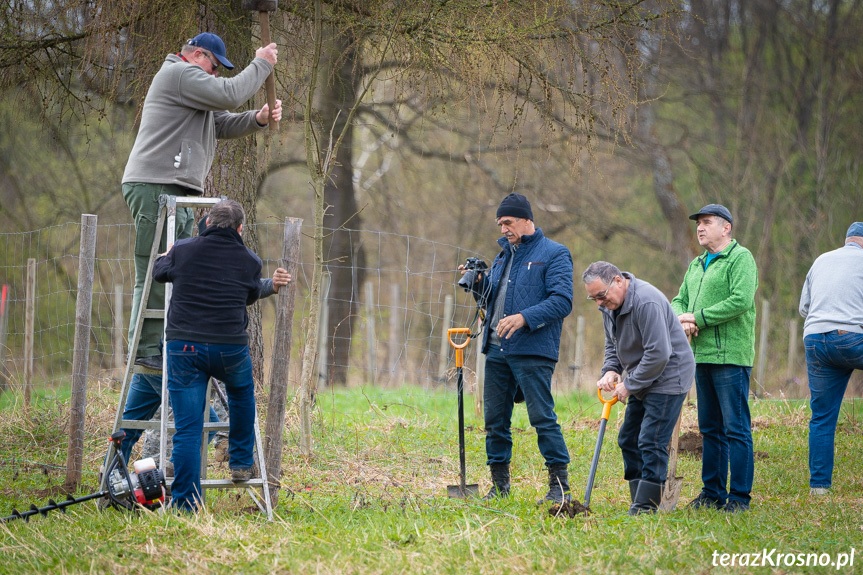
[141, 309, 164, 319]
[120, 420, 230, 432]
[174, 196, 225, 209]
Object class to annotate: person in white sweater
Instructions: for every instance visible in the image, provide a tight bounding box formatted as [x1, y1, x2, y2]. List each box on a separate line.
[799, 221, 863, 495]
[122, 32, 281, 371]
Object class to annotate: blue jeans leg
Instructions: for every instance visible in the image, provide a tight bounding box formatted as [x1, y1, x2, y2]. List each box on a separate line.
[483, 349, 569, 466]
[805, 332, 863, 489]
[695, 364, 753, 506]
[119, 373, 219, 463]
[207, 346, 256, 470]
[119, 374, 163, 461]
[618, 392, 687, 484]
[166, 340, 210, 512]
[483, 349, 517, 465]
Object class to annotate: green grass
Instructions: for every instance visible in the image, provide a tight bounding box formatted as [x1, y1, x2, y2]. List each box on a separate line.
[1, 386, 861, 574]
[0, 383, 72, 411]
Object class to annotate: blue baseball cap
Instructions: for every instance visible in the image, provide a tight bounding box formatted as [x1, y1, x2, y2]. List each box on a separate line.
[188, 33, 234, 69]
[847, 222, 863, 238]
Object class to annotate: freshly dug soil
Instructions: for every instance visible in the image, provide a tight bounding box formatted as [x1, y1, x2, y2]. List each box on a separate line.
[678, 431, 703, 458]
[548, 500, 591, 518]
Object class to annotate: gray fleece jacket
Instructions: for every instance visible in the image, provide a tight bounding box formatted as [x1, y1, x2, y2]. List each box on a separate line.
[122, 53, 273, 193]
[799, 242, 863, 337]
[600, 273, 695, 399]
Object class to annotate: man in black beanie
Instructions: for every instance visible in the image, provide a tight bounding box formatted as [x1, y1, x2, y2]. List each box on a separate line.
[460, 193, 574, 504]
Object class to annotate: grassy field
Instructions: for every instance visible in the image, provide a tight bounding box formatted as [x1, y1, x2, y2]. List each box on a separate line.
[0, 385, 861, 574]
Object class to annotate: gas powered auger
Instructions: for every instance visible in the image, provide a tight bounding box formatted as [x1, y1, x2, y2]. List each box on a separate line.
[1, 431, 166, 523]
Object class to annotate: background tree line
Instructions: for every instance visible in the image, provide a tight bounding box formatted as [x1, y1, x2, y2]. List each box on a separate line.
[1, 0, 860, 389]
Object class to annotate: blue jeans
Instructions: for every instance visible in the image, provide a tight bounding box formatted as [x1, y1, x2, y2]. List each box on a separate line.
[119, 373, 219, 462]
[805, 331, 863, 489]
[695, 364, 754, 505]
[617, 392, 687, 484]
[483, 348, 569, 466]
[166, 340, 256, 512]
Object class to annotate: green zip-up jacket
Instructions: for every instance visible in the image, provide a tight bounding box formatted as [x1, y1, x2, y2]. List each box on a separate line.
[671, 240, 758, 366]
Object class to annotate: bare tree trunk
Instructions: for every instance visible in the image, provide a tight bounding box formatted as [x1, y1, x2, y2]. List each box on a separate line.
[636, 35, 698, 267]
[318, 29, 364, 386]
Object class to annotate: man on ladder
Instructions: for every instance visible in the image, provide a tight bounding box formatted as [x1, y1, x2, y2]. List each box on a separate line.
[152, 199, 267, 512]
[122, 32, 281, 373]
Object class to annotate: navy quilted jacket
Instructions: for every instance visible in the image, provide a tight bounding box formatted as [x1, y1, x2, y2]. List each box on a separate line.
[473, 229, 573, 361]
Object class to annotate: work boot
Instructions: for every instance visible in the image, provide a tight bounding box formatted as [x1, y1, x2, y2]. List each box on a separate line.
[628, 479, 641, 504]
[482, 463, 511, 501]
[134, 355, 163, 372]
[629, 480, 662, 515]
[537, 464, 572, 505]
[231, 468, 254, 483]
[687, 491, 723, 510]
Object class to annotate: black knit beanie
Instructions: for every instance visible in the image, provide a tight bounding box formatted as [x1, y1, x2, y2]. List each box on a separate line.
[496, 193, 533, 221]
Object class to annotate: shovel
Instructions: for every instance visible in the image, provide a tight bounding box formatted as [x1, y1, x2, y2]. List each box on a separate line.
[659, 409, 684, 511]
[583, 388, 619, 509]
[659, 335, 692, 511]
[446, 328, 480, 499]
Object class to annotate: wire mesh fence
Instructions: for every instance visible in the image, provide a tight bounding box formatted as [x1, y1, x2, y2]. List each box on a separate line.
[0, 219, 834, 404]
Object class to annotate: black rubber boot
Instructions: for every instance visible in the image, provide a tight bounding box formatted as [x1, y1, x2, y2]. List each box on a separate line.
[629, 480, 662, 515]
[482, 463, 511, 501]
[628, 479, 641, 504]
[537, 464, 572, 505]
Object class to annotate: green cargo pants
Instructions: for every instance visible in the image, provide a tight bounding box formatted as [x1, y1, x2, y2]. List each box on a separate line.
[122, 182, 195, 358]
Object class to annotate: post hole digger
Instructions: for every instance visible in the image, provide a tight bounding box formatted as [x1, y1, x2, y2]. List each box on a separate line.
[446, 328, 480, 499]
[1, 431, 166, 524]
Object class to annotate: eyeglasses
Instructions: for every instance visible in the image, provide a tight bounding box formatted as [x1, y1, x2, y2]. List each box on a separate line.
[587, 279, 616, 302]
[200, 51, 219, 71]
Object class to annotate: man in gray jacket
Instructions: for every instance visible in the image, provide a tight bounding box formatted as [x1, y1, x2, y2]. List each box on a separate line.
[123, 32, 281, 371]
[799, 222, 863, 495]
[584, 261, 694, 514]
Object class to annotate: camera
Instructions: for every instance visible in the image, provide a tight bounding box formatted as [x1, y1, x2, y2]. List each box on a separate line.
[457, 257, 488, 291]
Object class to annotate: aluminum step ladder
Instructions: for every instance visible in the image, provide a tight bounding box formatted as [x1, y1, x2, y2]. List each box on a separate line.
[101, 194, 272, 520]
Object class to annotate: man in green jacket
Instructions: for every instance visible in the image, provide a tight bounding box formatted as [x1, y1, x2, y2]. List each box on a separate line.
[671, 204, 758, 513]
[123, 32, 281, 371]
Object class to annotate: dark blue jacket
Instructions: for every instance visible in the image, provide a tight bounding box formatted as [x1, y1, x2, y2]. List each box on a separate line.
[473, 228, 573, 361]
[153, 226, 262, 345]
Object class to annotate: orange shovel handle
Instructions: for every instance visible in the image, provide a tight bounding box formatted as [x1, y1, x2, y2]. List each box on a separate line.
[598, 388, 619, 421]
[447, 328, 471, 368]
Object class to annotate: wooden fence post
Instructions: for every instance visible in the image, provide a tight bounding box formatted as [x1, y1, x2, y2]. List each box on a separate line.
[364, 281, 377, 385]
[113, 284, 124, 382]
[266, 217, 302, 506]
[438, 294, 454, 382]
[755, 299, 770, 395]
[64, 214, 97, 491]
[316, 271, 331, 388]
[24, 258, 36, 412]
[786, 318, 798, 383]
[572, 315, 585, 389]
[388, 282, 401, 387]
